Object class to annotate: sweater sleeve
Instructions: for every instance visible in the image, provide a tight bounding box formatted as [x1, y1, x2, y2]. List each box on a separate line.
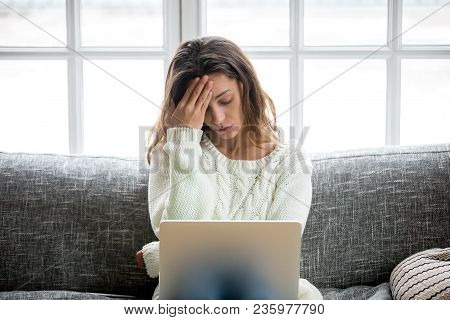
[266, 150, 313, 238]
[141, 126, 216, 278]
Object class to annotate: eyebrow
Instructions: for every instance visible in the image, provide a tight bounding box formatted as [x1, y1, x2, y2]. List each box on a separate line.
[214, 89, 231, 99]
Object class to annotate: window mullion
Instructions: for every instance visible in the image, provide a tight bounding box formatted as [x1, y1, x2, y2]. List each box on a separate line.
[386, 55, 401, 146]
[290, 0, 302, 147]
[388, 0, 402, 50]
[386, 0, 402, 145]
[164, 0, 181, 76]
[199, 0, 207, 36]
[181, 0, 202, 41]
[66, 0, 83, 155]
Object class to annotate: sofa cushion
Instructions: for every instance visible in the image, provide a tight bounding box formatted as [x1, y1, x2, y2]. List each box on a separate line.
[319, 282, 392, 300]
[0, 285, 391, 300]
[0, 290, 135, 299]
[389, 247, 450, 300]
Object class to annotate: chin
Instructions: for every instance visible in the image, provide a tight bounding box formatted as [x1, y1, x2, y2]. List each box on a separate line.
[226, 131, 240, 139]
[220, 127, 240, 138]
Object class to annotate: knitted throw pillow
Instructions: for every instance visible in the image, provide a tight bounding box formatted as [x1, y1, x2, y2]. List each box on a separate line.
[389, 247, 450, 300]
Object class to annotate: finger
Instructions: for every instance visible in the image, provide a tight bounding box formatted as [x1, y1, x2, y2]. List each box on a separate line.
[136, 252, 144, 268]
[201, 90, 213, 112]
[178, 76, 200, 109]
[186, 75, 209, 109]
[197, 81, 213, 110]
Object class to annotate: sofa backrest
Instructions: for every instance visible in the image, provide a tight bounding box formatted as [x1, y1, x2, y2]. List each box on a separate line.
[305, 143, 450, 288]
[0, 152, 156, 298]
[0, 143, 449, 296]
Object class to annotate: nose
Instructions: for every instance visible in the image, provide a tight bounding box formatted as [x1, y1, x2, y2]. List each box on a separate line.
[209, 105, 226, 126]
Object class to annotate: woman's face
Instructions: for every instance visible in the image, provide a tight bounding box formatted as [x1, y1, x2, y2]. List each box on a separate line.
[189, 72, 244, 139]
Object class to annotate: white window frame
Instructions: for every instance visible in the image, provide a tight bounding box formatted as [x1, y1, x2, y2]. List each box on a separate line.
[1, 0, 449, 155]
[184, 0, 450, 146]
[0, 0, 181, 155]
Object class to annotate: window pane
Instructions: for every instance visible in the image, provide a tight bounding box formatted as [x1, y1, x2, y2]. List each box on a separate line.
[0, 0, 66, 47]
[303, 59, 386, 153]
[83, 60, 164, 158]
[400, 60, 450, 145]
[304, 0, 388, 46]
[206, 0, 290, 47]
[250, 59, 291, 143]
[402, 0, 450, 45]
[81, 0, 163, 47]
[0, 61, 68, 154]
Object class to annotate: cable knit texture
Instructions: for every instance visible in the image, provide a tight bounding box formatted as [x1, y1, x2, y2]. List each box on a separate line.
[142, 126, 322, 300]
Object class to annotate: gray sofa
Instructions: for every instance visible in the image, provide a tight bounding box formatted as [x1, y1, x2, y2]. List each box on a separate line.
[0, 143, 449, 300]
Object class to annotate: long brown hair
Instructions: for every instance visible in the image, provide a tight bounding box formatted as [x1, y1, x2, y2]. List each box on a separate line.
[145, 35, 280, 167]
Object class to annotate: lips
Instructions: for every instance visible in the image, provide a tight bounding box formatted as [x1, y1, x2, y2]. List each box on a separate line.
[217, 125, 233, 132]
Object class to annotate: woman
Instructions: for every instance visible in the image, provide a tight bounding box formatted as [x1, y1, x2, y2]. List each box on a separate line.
[135, 35, 323, 300]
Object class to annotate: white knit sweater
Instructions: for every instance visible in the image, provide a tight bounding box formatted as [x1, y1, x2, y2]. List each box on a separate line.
[141, 126, 323, 300]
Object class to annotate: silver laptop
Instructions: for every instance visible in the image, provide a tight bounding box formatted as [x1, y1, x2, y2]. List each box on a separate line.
[159, 220, 302, 300]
